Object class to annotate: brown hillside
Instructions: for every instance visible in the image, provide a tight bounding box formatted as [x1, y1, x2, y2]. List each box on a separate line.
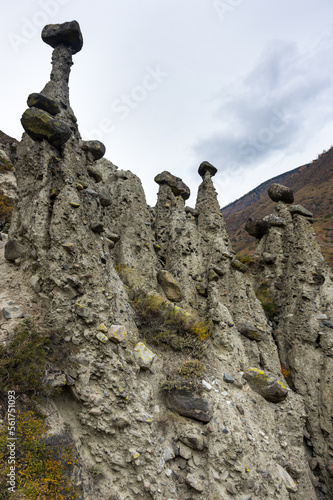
[221, 147, 333, 265]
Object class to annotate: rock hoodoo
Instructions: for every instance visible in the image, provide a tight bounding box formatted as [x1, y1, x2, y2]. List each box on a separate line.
[1, 20, 332, 500]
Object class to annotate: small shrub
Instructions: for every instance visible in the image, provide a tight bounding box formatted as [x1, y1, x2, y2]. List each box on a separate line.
[0, 318, 52, 398]
[237, 253, 256, 268]
[131, 291, 212, 358]
[255, 281, 278, 321]
[0, 191, 13, 232]
[179, 360, 204, 378]
[0, 410, 80, 499]
[160, 360, 204, 394]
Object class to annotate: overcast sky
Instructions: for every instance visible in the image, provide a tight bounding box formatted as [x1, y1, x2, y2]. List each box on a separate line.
[1, 0, 333, 207]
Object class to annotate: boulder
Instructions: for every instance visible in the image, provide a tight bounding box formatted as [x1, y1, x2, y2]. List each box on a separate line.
[41, 20, 83, 54]
[245, 217, 270, 239]
[179, 431, 207, 451]
[133, 342, 155, 369]
[263, 214, 286, 227]
[27, 93, 60, 115]
[243, 367, 288, 403]
[87, 166, 103, 182]
[289, 205, 313, 218]
[154, 171, 190, 200]
[262, 252, 277, 264]
[231, 259, 248, 273]
[4, 239, 25, 261]
[157, 270, 183, 302]
[98, 192, 112, 207]
[268, 183, 294, 204]
[236, 321, 266, 341]
[276, 464, 298, 493]
[108, 325, 127, 344]
[81, 140, 106, 160]
[164, 389, 211, 422]
[198, 161, 217, 178]
[21, 108, 72, 148]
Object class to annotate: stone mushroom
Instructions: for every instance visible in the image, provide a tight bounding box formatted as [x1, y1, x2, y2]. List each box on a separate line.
[198, 161, 217, 178]
[41, 20, 83, 54]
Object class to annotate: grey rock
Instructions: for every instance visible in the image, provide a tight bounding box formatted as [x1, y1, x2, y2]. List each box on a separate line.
[87, 166, 103, 183]
[21, 108, 72, 148]
[41, 20, 83, 54]
[289, 205, 313, 217]
[185, 206, 199, 217]
[157, 270, 183, 302]
[179, 432, 207, 451]
[98, 192, 112, 207]
[262, 252, 277, 264]
[245, 217, 270, 239]
[163, 389, 212, 423]
[198, 161, 217, 178]
[243, 368, 288, 403]
[231, 259, 248, 273]
[268, 183, 294, 204]
[185, 474, 204, 493]
[27, 93, 60, 115]
[4, 239, 25, 261]
[90, 222, 104, 234]
[223, 373, 235, 383]
[2, 306, 24, 320]
[154, 171, 190, 200]
[263, 214, 286, 227]
[81, 140, 106, 160]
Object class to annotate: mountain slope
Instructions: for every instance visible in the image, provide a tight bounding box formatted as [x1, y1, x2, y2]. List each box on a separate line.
[221, 147, 333, 265]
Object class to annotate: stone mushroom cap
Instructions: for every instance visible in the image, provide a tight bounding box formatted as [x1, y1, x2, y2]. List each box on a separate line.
[41, 21, 83, 54]
[154, 171, 190, 200]
[198, 161, 217, 178]
[268, 183, 294, 204]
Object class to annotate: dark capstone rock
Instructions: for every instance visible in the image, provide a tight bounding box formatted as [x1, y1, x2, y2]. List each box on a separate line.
[90, 223, 104, 234]
[231, 259, 248, 273]
[262, 252, 277, 265]
[98, 192, 112, 207]
[289, 205, 313, 217]
[154, 171, 190, 200]
[21, 108, 72, 148]
[322, 320, 333, 328]
[81, 140, 106, 160]
[164, 389, 211, 422]
[4, 239, 25, 261]
[223, 373, 235, 384]
[41, 20, 83, 54]
[87, 166, 103, 183]
[245, 217, 270, 239]
[268, 183, 294, 204]
[198, 161, 217, 178]
[27, 93, 60, 115]
[236, 321, 266, 341]
[243, 367, 288, 403]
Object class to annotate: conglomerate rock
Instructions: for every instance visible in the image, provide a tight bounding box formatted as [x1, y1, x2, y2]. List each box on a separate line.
[3, 20, 330, 500]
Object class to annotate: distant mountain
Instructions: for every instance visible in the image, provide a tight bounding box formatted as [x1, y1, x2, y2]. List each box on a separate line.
[221, 147, 333, 265]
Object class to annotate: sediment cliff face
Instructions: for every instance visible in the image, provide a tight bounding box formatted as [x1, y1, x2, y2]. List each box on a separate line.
[1, 21, 332, 500]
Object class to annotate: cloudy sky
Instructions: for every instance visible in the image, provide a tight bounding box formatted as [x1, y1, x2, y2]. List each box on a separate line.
[1, 0, 333, 207]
